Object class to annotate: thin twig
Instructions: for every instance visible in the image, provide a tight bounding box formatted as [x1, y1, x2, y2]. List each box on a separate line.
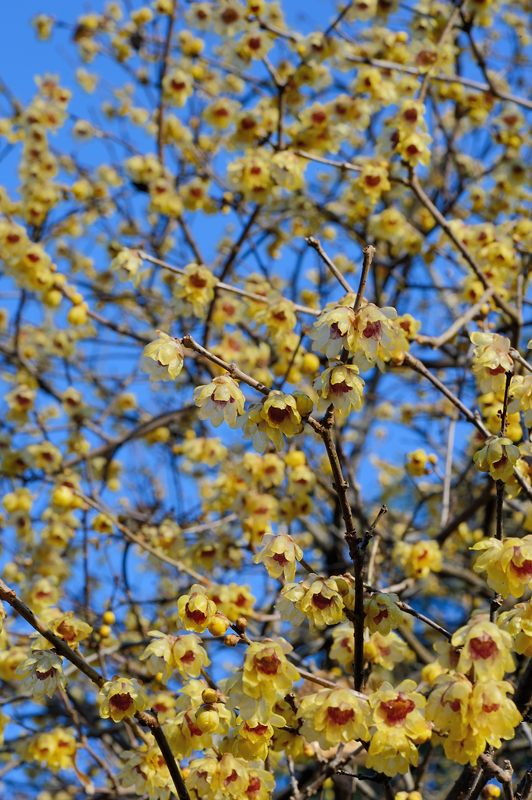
[305, 236, 354, 294]
[354, 245, 375, 315]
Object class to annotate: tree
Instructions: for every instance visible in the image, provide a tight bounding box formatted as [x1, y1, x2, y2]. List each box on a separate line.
[0, 1, 530, 798]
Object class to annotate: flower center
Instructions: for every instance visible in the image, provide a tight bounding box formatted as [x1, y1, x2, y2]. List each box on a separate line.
[327, 706, 355, 725]
[109, 693, 133, 711]
[380, 695, 415, 724]
[255, 652, 281, 675]
[469, 634, 498, 660]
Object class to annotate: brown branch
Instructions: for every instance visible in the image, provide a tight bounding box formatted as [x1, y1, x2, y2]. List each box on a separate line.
[353, 245, 375, 315]
[156, 0, 177, 164]
[496, 371, 513, 540]
[305, 236, 355, 294]
[408, 171, 518, 323]
[343, 54, 532, 111]
[418, 1, 463, 103]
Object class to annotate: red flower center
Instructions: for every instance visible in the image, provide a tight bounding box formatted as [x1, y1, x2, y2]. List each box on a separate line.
[312, 592, 333, 609]
[469, 634, 498, 660]
[36, 668, 56, 681]
[380, 695, 415, 724]
[109, 693, 133, 711]
[327, 706, 355, 725]
[363, 320, 382, 339]
[255, 652, 281, 675]
[268, 406, 289, 424]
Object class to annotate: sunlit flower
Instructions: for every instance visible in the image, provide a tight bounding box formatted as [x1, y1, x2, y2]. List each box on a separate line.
[451, 618, 514, 680]
[314, 364, 364, 416]
[98, 676, 149, 722]
[473, 436, 520, 482]
[471, 535, 532, 598]
[254, 533, 303, 582]
[470, 332, 513, 393]
[17, 650, 65, 697]
[298, 687, 370, 748]
[194, 375, 246, 427]
[367, 680, 431, 775]
[142, 333, 184, 381]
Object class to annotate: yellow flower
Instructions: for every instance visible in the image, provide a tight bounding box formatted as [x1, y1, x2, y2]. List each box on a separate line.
[470, 332, 513, 393]
[469, 679, 521, 748]
[177, 586, 218, 632]
[426, 671, 473, 742]
[314, 364, 365, 416]
[311, 302, 356, 359]
[508, 375, 532, 427]
[298, 688, 370, 748]
[356, 159, 391, 202]
[227, 151, 273, 202]
[451, 618, 514, 680]
[365, 592, 404, 634]
[236, 28, 273, 62]
[367, 680, 431, 776]
[162, 69, 193, 106]
[140, 631, 210, 681]
[405, 449, 437, 477]
[330, 623, 355, 670]
[254, 533, 303, 582]
[394, 539, 442, 578]
[194, 375, 245, 427]
[174, 263, 217, 316]
[365, 631, 413, 670]
[234, 715, 274, 761]
[120, 735, 172, 799]
[32, 14, 54, 40]
[258, 392, 303, 449]
[242, 639, 300, 706]
[26, 728, 77, 771]
[17, 650, 65, 698]
[350, 302, 409, 370]
[427, 672, 521, 765]
[472, 536, 532, 598]
[254, 294, 297, 341]
[498, 600, 532, 656]
[297, 575, 345, 628]
[98, 676, 149, 722]
[142, 332, 184, 381]
[473, 436, 520, 482]
[110, 248, 143, 285]
[271, 150, 307, 191]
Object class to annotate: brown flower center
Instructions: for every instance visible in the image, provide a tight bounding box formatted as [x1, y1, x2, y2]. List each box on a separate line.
[109, 693, 133, 711]
[380, 695, 415, 724]
[327, 706, 355, 725]
[254, 652, 281, 675]
[469, 633, 498, 660]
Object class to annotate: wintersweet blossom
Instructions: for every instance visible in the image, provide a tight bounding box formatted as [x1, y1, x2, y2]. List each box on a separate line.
[142, 333, 184, 381]
[253, 533, 303, 582]
[98, 676, 148, 722]
[194, 375, 246, 427]
[451, 618, 515, 680]
[17, 650, 65, 697]
[314, 363, 365, 416]
[298, 688, 370, 748]
[473, 436, 520, 482]
[242, 639, 300, 707]
[471, 535, 532, 597]
[177, 586, 218, 632]
[470, 331, 513, 392]
[366, 680, 431, 775]
[140, 631, 210, 681]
